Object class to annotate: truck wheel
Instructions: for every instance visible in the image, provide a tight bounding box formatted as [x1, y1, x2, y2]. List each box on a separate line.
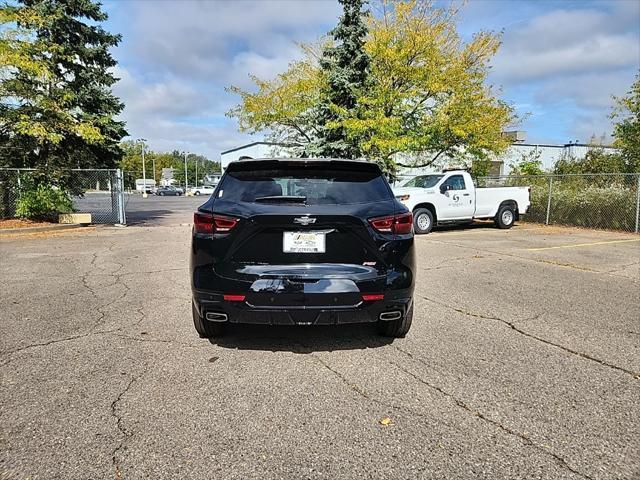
[496, 205, 516, 229]
[194, 191, 201, 196]
[192, 302, 225, 338]
[378, 303, 413, 338]
[413, 208, 434, 234]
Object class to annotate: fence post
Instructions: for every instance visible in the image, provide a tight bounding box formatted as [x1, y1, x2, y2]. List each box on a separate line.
[545, 176, 553, 225]
[635, 174, 640, 234]
[116, 169, 126, 225]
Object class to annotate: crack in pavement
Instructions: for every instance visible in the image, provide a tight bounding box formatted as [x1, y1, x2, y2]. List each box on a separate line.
[110, 365, 148, 480]
[384, 355, 593, 480]
[291, 341, 461, 432]
[0, 306, 147, 367]
[0, 332, 97, 367]
[106, 332, 205, 349]
[420, 255, 487, 272]
[78, 249, 130, 330]
[421, 295, 639, 379]
[298, 337, 591, 479]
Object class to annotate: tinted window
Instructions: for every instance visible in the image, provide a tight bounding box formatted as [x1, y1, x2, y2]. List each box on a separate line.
[217, 168, 391, 205]
[441, 175, 466, 191]
[404, 175, 443, 188]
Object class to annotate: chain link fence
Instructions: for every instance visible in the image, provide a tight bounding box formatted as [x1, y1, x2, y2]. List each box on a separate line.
[0, 168, 126, 224]
[476, 173, 639, 233]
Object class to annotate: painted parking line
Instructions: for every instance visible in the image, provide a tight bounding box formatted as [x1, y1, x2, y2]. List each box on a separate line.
[525, 238, 640, 251]
[427, 227, 540, 237]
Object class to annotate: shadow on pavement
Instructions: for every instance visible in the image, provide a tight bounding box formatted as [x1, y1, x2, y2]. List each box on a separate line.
[125, 209, 176, 225]
[209, 323, 394, 352]
[432, 219, 498, 234]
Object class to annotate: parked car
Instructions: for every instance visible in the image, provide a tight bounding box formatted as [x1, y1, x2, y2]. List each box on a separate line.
[156, 185, 184, 196]
[393, 170, 530, 234]
[191, 185, 215, 196]
[190, 158, 415, 338]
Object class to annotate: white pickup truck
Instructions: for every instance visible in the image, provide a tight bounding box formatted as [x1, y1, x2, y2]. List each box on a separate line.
[393, 170, 530, 234]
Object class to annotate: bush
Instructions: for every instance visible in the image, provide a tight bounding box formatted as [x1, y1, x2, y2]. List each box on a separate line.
[546, 185, 636, 231]
[16, 184, 73, 221]
[480, 174, 639, 232]
[525, 180, 637, 231]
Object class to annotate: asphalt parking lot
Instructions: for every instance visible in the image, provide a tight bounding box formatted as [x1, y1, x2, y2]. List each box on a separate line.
[1, 197, 639, 479]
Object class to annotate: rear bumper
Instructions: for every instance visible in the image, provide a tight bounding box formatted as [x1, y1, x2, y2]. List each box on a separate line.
[193, 290, 412, 325]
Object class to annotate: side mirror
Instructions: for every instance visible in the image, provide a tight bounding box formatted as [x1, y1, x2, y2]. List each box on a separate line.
[440, 184, 449, 194]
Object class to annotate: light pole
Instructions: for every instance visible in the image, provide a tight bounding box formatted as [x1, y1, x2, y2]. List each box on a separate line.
[184, 152, 188, 192]
[138, 138, 148, 198]
[195, 158, 198, 187]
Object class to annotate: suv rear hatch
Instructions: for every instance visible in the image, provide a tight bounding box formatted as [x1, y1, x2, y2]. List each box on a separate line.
[197, 160, 400, 308]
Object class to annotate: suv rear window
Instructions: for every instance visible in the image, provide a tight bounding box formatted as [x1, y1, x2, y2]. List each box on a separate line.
[217, 168, 392, 205]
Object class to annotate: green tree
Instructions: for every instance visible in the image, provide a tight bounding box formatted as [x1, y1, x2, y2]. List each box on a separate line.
[119, 143, 220, 188]
[0, 0, 126, 181]
[611, 72, 640, 172]
[510, 149, 544, 176]
[171, 152, 220, 187]
[307, 0, 370, 158]
[553, 149, 626, 175]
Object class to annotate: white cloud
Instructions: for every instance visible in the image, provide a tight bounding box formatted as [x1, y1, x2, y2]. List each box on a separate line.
[535, 72, 633, 109]
[492, 7, 639, 83]
[112, 65, 253, 157]
[121, 0, 340, 83]
[486, 3, 639, 142]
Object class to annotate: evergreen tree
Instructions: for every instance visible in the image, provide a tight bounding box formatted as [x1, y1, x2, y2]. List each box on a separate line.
[0, 0, 126, 181]
[307, 0, 370, 159]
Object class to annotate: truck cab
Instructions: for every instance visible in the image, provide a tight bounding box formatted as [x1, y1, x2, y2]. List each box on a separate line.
[393, 170, 530, 234]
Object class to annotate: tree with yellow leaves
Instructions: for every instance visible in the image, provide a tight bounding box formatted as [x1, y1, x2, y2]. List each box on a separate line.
[227, 0, 515, 176]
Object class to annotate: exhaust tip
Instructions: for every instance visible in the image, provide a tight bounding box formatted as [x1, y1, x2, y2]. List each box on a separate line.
[379, 311, 402, 321]
[205, 312, 228, 322]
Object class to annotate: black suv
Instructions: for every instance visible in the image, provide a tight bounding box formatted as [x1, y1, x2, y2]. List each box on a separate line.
[190, 159, 415, 338]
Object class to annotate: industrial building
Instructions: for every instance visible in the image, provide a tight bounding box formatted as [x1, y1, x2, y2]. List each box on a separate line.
[220, 132, 617, 177]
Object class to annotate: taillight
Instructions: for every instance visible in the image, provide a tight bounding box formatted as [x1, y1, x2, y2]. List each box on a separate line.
[223, 294, 245, 302]
[362, 294, 384, 301]
[193, 212, 238, 234]
[369, 212, 413, 235]
[393, 212, 413, 234]
[213, 216, 238, 232]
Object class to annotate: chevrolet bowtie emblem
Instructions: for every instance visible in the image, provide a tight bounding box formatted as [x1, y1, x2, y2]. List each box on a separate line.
[293, 216, 316, 225]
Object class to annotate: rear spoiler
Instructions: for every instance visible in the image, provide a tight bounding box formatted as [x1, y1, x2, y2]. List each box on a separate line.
[226, 158, 382, 174]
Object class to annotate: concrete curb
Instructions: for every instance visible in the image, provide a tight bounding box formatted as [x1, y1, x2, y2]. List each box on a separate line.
[0, 223, 83, 236]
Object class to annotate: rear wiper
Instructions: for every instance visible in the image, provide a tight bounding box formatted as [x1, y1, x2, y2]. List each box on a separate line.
[254, 195, 307, 203]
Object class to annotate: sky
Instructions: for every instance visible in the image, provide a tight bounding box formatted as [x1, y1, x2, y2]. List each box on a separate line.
[102, 0, 640, 159]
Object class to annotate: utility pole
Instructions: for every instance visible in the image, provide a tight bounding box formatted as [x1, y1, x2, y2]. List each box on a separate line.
[184, 152, 188, 192]
[138, 138, 147, 198]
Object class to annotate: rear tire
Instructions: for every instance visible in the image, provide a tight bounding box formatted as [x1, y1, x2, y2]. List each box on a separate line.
[194, 191, 201, 196]
[413, 208, 434, 234]
[378, 302, 413, 338]
[495, 204, 516, 229]
[192, 302, 225, 338]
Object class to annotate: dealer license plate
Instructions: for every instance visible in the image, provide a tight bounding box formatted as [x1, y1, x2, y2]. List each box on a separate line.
[283, 231, 326, 253]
